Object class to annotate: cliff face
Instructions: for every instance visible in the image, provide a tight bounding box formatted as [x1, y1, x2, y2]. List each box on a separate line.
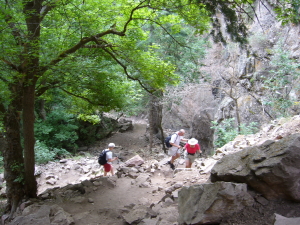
[162, 1, 300, 155]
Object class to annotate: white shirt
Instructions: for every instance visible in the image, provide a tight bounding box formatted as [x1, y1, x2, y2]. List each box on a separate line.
[170, 132, 183, 150]
[105, 150, 113, 164]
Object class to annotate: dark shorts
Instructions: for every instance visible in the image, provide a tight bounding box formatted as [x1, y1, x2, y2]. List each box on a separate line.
[103, 163, 111, 172]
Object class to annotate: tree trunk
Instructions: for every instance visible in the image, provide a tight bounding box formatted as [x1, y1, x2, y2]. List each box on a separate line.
[37, 99, 47, 120]
[22, 84, 37, 197]
[3, 87, 25, 219]
[233, 98, 241, 133]
[21, 0, 41, 198]
[148, 95, 154, 150]
[148, 92, 165, 152]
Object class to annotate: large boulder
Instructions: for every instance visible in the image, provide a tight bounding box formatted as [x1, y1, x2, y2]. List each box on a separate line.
[191, 109, 215, 155]
[10, 204, 74, 225]
[210, 133, 300, 201]
[178, 181, 254, 225]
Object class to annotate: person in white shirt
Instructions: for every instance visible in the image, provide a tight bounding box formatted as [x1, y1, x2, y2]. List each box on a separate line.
[168, 129, 188, 170]
[103, 143, 118, 176]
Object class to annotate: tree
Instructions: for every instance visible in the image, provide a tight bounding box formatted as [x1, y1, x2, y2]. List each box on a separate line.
[1, 0, 296, 218]
[0, 0, 180, 217]
[262, 42, 300, 117]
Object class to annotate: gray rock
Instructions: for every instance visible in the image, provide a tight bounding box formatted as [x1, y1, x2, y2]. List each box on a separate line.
[178, 181, 254, 225]
[211, 133, 300, 201]
[124, 155, 145, 167]
[273, 213, 300, 225]
[10, 204, 74, 225]
[122, 205, 148, 224]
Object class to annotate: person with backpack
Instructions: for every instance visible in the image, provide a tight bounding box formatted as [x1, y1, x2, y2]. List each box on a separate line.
[167, 129, 188, 170]
[101, 143, 118, 176]
[183, 138, 201, 168]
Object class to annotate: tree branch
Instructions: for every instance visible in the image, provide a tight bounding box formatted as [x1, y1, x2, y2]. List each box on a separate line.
[40, 0, 153, 75]
[102, 47, 154, 94]
[40, 1, 58, 21]
[35, 81, 61, 97]
[0, 5, 24, 46]
[60, 88, 109, 106]
[0, 58, 19, 72]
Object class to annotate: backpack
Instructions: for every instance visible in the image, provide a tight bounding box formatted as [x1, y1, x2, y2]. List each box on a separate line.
[98, 149, 110, 165]
[164, 133, 178, 148]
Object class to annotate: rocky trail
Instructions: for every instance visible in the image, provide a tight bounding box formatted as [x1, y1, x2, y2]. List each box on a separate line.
[5, 119, 211, 225]
[4, 116, 300, 225]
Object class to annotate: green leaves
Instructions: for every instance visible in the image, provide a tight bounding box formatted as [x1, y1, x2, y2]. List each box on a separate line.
[211, 118, 258, 148]
[273, 0, 300, 25]
[262, 42, 300, 117]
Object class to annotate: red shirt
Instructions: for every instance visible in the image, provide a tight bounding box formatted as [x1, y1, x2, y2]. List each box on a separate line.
[185, 143, 200, 154]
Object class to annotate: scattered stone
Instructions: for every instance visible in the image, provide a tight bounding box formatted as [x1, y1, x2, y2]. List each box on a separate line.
[59, 159, 68, 163]
[273, 213, 300, 225]
[46, 178, 57, 185]
[124, 155, 145, 167]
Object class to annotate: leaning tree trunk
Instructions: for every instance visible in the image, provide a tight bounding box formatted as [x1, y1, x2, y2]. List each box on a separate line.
[3, 86, 25, 219]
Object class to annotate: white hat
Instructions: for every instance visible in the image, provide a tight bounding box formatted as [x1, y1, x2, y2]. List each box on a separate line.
[188, 138, 198, 145]
[108, 143, 115, 148]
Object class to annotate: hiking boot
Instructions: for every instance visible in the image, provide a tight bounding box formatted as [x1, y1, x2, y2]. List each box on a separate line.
[170, 163, 175, 170]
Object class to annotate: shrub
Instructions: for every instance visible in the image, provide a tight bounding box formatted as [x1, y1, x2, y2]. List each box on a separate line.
[35, 141, 56, 164]
[211, 118, 258, 148]
[35, 140, 71, 165]
[35, 110, 79, 151]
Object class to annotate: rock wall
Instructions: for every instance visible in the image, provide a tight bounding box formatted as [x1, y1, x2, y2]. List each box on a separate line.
[162, 1, 300, 155]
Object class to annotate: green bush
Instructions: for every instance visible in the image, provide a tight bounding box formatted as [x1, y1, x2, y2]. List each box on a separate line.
[211, 118, 238, 148]
[262, 43, 300, 117]
[34, 141, 56, 164]
[0, 155, 3, 174]
[211, 118, 258, 148]
[35, 110, 79, 151]
[35, 140, 71, 165]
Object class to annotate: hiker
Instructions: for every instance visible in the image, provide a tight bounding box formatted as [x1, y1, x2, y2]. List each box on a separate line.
[184, 138, 201, 168]
[168, 129, 188, 170]
[103, 143, 118, 176]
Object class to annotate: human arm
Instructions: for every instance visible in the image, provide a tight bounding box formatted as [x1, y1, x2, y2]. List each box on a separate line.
[181, 138, 189, 142]
[197, 144, 202, 154]
[170, 133, 182, 148]
[106, 151, 118, 162]
[107, 157, 118, 162]
[170, 142, 182, 148]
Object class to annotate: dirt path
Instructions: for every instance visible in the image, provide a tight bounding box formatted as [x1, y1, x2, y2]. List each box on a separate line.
[37, 121, 210, 225]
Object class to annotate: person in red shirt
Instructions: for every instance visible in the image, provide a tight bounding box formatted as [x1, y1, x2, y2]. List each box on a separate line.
[184, 138, 201, 168]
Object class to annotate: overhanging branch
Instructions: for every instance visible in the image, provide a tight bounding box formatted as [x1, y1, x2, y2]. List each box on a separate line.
[60, 88, 108, 106]
[102, 48, 154, 94]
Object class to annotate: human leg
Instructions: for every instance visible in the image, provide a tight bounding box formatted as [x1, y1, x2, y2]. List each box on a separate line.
[187, 155, 196, 168]
[169, 153, 180, 170]
[185, 159, 191, 168]
[170, 152, 181, 163]
[110, 165, 114, 176]
[103, 164, 111, 176]
[168, 148, 181, 170]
